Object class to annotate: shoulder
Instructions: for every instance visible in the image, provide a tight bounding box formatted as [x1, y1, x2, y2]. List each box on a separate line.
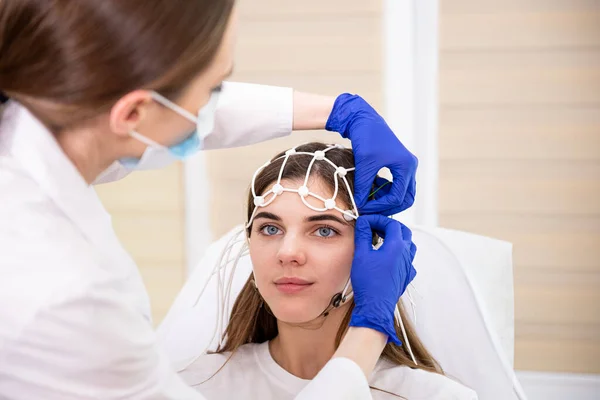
[0, 158, 88, 260]
[180, 343, 261, 388]
[370, 360, 478, 400]
[0, 158, 105, 283]
[0, 176, 116, 342]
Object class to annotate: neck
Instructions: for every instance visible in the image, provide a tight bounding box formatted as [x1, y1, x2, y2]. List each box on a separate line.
[55, 124, 122, 184]
[269, 302, 351, 380]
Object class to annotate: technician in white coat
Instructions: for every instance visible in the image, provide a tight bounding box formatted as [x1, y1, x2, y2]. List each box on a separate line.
[0, 1, 418, 399]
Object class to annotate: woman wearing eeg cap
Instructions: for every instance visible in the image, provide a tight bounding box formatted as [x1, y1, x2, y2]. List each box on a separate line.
[0, 1, 418, 399]
[179, 142, 477, 399]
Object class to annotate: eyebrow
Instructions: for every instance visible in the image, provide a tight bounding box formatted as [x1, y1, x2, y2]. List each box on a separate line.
[254, 212, 281, 222]
[253, 211, 348, 226]
[306, 214, 349, 225]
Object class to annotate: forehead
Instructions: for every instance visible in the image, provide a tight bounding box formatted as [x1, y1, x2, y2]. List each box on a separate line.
[258, 177, 345, 219]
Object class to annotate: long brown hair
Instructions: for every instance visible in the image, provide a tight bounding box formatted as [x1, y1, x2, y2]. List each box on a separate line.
[211, 143, 443, 396]
[0, 0, 234, 130]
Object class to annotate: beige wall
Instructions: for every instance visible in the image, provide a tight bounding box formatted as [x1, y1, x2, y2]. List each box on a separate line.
[439, 0, 600, 373]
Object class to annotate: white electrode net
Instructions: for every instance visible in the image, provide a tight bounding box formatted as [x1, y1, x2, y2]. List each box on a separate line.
[246, 144, 359, 228]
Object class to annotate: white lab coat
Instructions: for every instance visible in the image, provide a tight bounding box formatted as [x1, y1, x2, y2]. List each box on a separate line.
[0, 82, 371, 400]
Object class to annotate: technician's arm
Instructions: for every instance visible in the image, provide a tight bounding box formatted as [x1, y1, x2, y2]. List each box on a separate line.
[94, 82, 333, 184]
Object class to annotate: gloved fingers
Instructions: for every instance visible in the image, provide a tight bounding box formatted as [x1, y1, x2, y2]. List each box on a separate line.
[399, 222, 413, 243]
[407, 265, 417, 286]
[399, 173, 417, 212]
[379, 217, 417, 255]
[370, 176, 393, 200]
[352, 160, 380, 211]
[360, 174, 411, 216]
[354, 215, 378, 253]
[367, 215, 403, 244]
[363, 154, 417, 215]
[325, 94, 366, 137]
[365, 200, 406, 217]
[363, 176, 402, 215]
[377, 220, 411, 253]
[354, 178, 375, 212]
[361, 193, 401, 216]
[354, 214, 400, 253]
[409, 241, 417, 262]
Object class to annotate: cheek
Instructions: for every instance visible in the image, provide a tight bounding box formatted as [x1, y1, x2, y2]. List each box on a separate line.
[248, 239, 277, 287]
[319, 242, 353, 288]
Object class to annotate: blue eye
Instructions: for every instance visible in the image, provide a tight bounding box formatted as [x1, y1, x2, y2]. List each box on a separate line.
[260, 225, 281, 236]
[315, 227, 337, 238]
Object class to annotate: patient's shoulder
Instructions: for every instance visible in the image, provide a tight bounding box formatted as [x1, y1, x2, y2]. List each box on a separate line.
[178, 343, 260, 388]
[370, 360, 478, 400]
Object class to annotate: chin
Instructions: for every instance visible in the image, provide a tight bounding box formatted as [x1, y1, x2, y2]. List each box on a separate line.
[268, 301, 322, 324]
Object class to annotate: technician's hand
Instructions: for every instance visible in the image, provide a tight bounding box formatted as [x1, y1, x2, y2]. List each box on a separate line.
[326, 94, 417, 216]
[349, 215, 417, 345]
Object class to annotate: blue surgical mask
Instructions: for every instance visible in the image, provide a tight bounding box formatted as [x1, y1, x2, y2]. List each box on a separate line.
[120, 89, 220, 170]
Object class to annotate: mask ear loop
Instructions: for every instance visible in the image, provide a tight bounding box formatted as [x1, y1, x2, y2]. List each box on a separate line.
[151, 91, 198, 123]
[128, 130, 164, 148]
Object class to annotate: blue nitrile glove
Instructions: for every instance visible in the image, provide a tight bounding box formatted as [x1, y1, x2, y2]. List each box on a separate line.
[326, 94, 417, 216]
[349, 214, 417, 345]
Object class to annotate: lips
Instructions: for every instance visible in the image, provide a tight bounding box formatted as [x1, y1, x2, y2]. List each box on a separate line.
[274, 277, 314, 294]
[275, 277, 312, 285]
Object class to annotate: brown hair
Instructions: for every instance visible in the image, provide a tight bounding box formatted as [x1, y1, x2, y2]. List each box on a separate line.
[0, 0, 234, 130]
[211, 143, 443, 397]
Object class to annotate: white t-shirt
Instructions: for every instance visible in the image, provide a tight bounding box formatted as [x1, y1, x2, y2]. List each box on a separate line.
[180, 342, 478, 400]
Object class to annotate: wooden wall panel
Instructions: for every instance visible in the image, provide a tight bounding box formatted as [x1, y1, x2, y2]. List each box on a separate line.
[442, 12, 600, 50]
[440, 107, 600, 161]
[439, 0, 600, 373]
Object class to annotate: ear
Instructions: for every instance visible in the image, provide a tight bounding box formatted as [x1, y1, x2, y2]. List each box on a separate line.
[109, 90, 154, 137]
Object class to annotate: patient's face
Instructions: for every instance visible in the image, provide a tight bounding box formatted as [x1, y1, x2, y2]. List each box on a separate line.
[248, 177, 354, 324]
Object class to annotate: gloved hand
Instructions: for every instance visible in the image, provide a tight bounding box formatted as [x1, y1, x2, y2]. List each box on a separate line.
[349, 214, 417, 345]
[326, 94, 417, 216]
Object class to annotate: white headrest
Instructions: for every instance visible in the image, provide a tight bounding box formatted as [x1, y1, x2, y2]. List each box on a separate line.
[157, 224, 527, 400]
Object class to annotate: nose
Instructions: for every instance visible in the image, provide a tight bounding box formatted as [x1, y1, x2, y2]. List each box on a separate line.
[277, 232, 307, 267]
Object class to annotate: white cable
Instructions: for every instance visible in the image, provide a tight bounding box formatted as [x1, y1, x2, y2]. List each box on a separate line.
[406, 287, 418, 326]
[176, 229, 246, 373]
[396, 305, 417, 365]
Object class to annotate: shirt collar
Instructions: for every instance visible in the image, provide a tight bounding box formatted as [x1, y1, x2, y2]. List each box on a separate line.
[253, 341, 311, 395]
